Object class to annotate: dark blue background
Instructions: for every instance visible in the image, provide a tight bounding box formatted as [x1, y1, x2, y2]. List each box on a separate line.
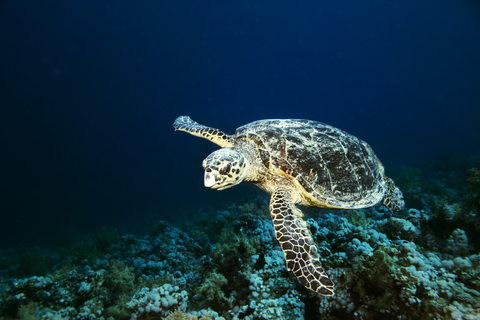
[1, 0, 479, 248]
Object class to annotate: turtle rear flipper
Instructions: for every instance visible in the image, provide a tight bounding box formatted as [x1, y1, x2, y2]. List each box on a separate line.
[270, 188, 335, 296]
[173, 116, 235, 148]
[382, 177, 405, 211]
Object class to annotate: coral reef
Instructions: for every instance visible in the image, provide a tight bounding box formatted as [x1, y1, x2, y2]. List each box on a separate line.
[127, 283, 188, 319]
[1, 158, 480, 319]
[197, 272, 231, 309]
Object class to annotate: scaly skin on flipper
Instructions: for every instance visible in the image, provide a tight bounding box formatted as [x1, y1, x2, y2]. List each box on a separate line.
[270, 188, 334, 296]
[173, 116, 235, 148]
[382, 177, 405, 211]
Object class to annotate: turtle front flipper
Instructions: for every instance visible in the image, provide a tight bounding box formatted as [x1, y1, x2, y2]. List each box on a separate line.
[270, 188, 334, 296]
[173, 116, 235, 148]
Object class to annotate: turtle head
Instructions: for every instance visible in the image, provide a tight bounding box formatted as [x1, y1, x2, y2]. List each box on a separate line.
[202, 148, 248, 190]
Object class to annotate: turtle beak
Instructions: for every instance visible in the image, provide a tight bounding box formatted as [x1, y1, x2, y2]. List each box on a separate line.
[204, 171, 220, 189]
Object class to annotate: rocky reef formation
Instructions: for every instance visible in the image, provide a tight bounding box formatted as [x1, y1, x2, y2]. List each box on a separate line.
[1, 158, 479, 319]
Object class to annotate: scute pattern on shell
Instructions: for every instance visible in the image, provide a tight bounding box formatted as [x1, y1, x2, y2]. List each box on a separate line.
[235, 119, 385, 209]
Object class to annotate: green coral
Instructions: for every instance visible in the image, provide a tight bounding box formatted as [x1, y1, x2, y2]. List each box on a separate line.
[105, 260, 135, 295]
[197, 271, 232, 309]
[106, 295, 131, 319]
[347, 210, 373, 228]
[350, 246, 398, 297]
[16, 301, 42, 320]
[239, 201, 269, 218]
[211, 228, 260, 273]
[238, 202, 255, 213]
[337, 240, 480, 319]
[165, 310, 212, 320]
[432, 199, 462, 220]
[196, 227, 260, 311]
[343, 246, 423, 317]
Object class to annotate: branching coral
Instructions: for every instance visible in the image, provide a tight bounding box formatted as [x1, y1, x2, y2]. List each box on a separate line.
[211, 228, 260, 273]
[106, 260, 135, 295]
[16, 301, 42, 320]
[196, 272, 232, 309]
[238, 202, 255, 214]
[348, 210, 373, 228]
[433, 200, 462, 220]
[197, 272, 227, 302]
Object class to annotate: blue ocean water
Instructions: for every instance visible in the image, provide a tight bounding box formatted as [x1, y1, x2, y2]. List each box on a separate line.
[0, 1, 480, 318]
[1, 0, 478, 248]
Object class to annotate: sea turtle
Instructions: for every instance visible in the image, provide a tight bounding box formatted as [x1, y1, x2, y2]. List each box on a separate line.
[173, 116, 404, 296]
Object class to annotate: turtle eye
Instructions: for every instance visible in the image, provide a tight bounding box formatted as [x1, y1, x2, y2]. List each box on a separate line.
[219, 163, 231, 175]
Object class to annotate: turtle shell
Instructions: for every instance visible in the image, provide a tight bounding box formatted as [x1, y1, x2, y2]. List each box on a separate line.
[234, 119, 385, 209]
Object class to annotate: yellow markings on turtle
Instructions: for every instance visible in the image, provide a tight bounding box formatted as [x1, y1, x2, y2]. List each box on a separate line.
[173, 116, 235, 148]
